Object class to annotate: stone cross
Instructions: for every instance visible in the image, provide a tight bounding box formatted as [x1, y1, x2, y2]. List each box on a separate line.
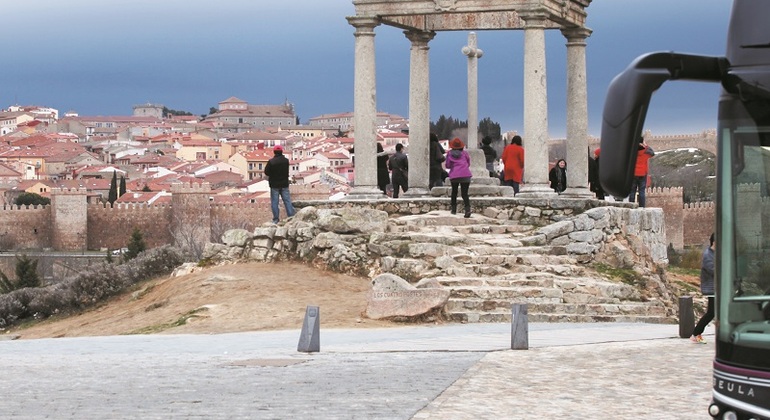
[461, 32, 483, 150]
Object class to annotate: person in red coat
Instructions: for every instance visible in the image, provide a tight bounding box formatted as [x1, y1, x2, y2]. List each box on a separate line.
[628, 139, 655, 207]
[501, 135, 524, 195]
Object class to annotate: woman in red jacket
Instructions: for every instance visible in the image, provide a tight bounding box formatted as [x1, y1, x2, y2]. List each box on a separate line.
[501, 135, 524, 195]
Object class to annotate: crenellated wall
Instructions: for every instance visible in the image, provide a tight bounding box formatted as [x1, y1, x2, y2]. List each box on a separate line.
[647, 186, 716, 249]
[646, 187, 685, 249]
[86, 203, 173, 250]
[0, 205, 52, 250]
[0, 183, 327, 252]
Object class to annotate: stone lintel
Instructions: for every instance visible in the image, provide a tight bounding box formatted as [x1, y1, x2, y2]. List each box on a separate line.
[353, 1, 590, 31]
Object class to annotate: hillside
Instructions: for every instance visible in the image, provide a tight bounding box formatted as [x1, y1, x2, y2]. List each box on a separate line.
[649, 147, 716, 202]
[8, 261, 398, 340]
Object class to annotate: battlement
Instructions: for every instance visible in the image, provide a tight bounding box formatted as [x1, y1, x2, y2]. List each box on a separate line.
[685, 201, 715, 210]
[170, 182, 212, 194]
[51, 188, 89, 195]
[0, 204, 49, 211]
[87, 203, 171, 211]
[648, 186, 684, 196]
[737, 183, 761, 193]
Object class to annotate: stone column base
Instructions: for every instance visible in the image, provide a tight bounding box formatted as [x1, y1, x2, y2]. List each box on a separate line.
[518, 183, 558, 198]
[402, 187, 432, 198]
[347, 186, 386, 200]
[560, 187, 593, 199]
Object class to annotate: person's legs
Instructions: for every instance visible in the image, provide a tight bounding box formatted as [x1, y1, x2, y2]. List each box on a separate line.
[628, 178, 638, 203]
[638, 175, 648, 207]
[461, 182, 471, 218]
[450, 181, 459, 214]
[280, 187, 295, 218]
[692, 296, 715, 339]
[392, 181, 401, 198]
[512, 181, 520, 195]
[270, 188, 280, 223]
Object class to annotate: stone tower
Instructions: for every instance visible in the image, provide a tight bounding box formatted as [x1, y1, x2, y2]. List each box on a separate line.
[51, 188, 88, 251]
[170, 182, 212, 252]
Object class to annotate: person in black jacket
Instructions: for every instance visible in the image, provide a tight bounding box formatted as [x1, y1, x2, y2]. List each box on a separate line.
[548, 158, 567, 193]
[388, 143, 409, 198]
[429, 133, 446, 189]
[376, 143, 390, 195]
[264, 145, 295, 224]
[480, 136, 497, 177]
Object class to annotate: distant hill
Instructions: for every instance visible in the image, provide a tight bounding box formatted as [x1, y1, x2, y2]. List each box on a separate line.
[649, 147, 716, 203]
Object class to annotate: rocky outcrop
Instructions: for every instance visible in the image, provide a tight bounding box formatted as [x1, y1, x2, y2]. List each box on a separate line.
[202, 204, 677, 324]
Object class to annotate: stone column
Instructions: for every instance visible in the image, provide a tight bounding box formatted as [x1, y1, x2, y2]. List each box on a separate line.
[403, 30, 435, 197]
[560, 27, 593, 198]
[519, 15, 556, 197]
[462, 32, 483, 151]
[462, 32, 492, 182]
[346, 16, 383, 199]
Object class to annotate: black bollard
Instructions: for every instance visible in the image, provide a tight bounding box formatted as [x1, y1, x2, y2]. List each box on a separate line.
[511, 303, 529, 350]
[679, 296, 694, 338]
[297, 305, 320, 353]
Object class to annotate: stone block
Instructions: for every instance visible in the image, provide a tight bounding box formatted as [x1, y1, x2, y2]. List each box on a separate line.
[222, 229, 252, 247]
[366, 273, 450, 320]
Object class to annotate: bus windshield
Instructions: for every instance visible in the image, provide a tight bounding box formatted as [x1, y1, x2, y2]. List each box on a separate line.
[718, 120, 770, 368]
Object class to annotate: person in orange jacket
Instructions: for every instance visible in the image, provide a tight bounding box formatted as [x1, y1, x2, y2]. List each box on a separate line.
[501, 135, 524, 195]
[628, 138, 655, 207]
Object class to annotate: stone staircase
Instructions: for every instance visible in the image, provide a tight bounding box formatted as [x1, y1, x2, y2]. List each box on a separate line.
[380, 211, 673, 324]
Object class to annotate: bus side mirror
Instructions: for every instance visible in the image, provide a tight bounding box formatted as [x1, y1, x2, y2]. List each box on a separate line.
[600, 52, 727, 197]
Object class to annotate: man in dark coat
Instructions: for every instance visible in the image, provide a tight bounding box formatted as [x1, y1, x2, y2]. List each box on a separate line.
[429, 133, 446, 189]
[388, 143, 409, 198]
[588, 148, 605, 199]
[264, 145, 296, 224]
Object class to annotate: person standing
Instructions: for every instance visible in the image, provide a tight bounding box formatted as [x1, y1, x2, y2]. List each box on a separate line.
[388, 143, 409, 198]
[376, 142, 390, 195]
[501, 135, 524, 195]
[264, 145, 296, 224]
[588, 148, 605, 199]
[628, 139, 655, 207]
[429, 133, 446, 189]
[445, 138, 472, 218]
[480, 136, 497, 177]
[548, 159, 567, 193]
[691, 233, 716, 344]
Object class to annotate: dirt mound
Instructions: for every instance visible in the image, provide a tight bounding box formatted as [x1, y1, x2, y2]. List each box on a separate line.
[10, 262, 397, 340]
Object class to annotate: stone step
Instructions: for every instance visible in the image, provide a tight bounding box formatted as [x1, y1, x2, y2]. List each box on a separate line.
[445, 310, 674, 324]
[452, 224, 535, 235]
[445, 300, 668, 317]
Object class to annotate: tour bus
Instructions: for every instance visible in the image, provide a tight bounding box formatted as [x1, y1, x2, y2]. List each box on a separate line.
[599, 1, 770, 419]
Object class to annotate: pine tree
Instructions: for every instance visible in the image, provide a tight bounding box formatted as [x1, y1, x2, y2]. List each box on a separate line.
[15, 254, 39, 289]
[124, 227, 146, 261]
[108, 171, 118, 205]
[119, 176, 126, 197]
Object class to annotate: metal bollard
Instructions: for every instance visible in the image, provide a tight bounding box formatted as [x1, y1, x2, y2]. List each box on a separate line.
[297, 305, 320, 352]
[511, 303, 529, 350]
[678, 296, 694, 338]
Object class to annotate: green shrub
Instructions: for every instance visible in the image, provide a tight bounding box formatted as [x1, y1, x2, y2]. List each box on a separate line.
[0, 246, 184, 329]
[678, 247, 703, 270]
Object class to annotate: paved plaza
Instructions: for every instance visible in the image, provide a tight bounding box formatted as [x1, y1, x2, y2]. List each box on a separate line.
[0, 323, 714, 419]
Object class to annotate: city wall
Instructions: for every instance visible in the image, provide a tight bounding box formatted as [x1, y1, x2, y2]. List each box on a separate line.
[0, 182, 723, 253]
[0, 183, 331, 253]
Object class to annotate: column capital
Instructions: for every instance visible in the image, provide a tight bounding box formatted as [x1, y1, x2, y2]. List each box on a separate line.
[404, 30, 436, 47]
[519, 12, 548, 28]
[346, 16, 380, 34]
[561, 26, 593, 44]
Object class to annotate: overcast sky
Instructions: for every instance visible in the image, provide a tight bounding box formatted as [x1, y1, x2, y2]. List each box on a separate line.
[1, 0, 732, 137]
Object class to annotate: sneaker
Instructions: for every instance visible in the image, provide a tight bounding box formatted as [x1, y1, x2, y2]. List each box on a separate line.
[690, 335, 707, 344]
